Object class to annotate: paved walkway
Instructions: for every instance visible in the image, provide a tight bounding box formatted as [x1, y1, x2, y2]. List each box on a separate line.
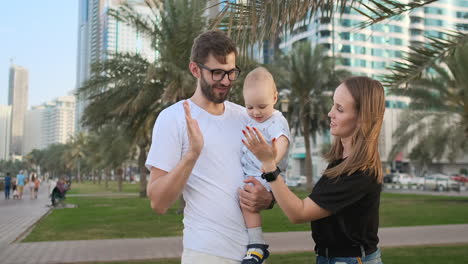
[1, 187, 468, 263]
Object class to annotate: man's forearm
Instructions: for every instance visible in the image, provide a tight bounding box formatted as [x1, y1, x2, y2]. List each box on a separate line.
[147, 152, 199, 214]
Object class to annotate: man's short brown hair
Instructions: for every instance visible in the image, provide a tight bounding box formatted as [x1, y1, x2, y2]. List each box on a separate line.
[190, 29, 238, 64]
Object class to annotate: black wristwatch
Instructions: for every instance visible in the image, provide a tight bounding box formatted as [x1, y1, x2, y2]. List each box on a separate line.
[261, 167, 281, 182]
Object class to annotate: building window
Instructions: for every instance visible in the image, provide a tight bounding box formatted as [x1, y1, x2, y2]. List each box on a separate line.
[456, 11, 468, 18]
[372, 36, 386, 44]
[340, 19, 352, 27]
[410, 29, 423, 36]
[341, 58, 351, 66]
[340, 32, 350, 40]
[424, 18, 445, 27]
[372, 49, 384, 57]
[341, 45, 351, 53]
[320, 30, 331, 37]
[454, 0, 468, 7]
[371, 24, 384, 32]
[424, 7, 446, 15]
[372, 61, 387, 69]
[410, 17, 423, 23]
[389, 25, 403, 33]
[456, 24, 468, 31]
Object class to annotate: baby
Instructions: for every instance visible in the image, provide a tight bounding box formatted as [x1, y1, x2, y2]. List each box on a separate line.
[241, 67, 290, 264]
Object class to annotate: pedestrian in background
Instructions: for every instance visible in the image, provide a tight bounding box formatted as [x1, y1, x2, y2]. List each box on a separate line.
[34, 174, 40, 199]
[4, 172, 11, 199]
[16, 170, 26, 200]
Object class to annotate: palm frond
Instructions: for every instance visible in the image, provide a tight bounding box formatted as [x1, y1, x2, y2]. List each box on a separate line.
[210, 0, 353, 55]
[355, 0, 437, 28]
[389, 109, 466, 164]
[383, 31, 468, 89]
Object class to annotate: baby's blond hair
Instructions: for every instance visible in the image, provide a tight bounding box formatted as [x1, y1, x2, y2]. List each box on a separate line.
[243, 67, 277, 95]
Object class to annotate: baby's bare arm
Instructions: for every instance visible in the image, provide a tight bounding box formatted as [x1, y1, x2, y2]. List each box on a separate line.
[274, 135, 289, 165]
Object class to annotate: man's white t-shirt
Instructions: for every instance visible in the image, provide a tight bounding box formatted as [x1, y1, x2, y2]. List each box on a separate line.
[241, 110, 290, 191]
[145, 100, 249, 261]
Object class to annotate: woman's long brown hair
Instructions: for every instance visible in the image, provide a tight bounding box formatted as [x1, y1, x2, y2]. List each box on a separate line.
[323, 76, 385, 183]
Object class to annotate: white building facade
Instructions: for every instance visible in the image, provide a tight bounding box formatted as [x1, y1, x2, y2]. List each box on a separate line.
[23, 96, 76, 154]
[0, 105, 12, 160]
[8, 64, 29, 157]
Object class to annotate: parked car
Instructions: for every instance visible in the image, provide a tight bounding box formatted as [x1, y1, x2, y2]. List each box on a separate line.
[285, 177, 299, 187]
[451, 174, 468, 183]
[393, 173, 413, 187]
[418, 173, 460, 191]
[383, 173, 395, 183]
[285, 176, 307, 187]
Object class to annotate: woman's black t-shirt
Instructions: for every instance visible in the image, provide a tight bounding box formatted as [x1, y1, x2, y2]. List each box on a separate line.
[308, 159, 382, 256]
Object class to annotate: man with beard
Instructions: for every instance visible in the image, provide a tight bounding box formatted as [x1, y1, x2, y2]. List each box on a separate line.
[145, 30, 274, 264]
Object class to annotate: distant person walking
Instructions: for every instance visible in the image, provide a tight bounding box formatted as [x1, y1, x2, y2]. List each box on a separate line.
[34, 174, 40, 199]
[4, 172, 12, 199]
[29, 173, 38, 199]
[16, 170, 26, 200]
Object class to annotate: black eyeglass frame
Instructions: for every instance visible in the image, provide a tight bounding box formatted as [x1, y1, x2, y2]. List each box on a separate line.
[196, 63, 241, 81]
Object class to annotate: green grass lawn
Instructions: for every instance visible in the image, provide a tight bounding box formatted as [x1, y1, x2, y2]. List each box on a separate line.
[25, 188, 468, 242]
[67, 181, 141, 195]
[71, 244, 468, 264]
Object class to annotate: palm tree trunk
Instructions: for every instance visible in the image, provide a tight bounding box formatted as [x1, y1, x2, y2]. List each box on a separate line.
[138, 144, 147, 198]
[105, 169, 109, 189]
[98, 170, 102, 185]
[117, 167, 123, 192]
[301, 112, 314, 189]
[77, 159, 81, 183]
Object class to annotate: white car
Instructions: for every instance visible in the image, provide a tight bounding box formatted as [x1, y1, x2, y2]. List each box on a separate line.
[285, 176, 307, 187]
[418, 173, 460, 191]
[393, 173, 413, 187]
[285, 177, 299, 187]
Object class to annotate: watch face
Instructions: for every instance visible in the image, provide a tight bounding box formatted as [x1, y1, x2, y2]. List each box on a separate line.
[262, 167, 280, 182]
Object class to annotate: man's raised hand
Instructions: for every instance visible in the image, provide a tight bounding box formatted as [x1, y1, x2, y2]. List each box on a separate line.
[184, 100, 204, 156]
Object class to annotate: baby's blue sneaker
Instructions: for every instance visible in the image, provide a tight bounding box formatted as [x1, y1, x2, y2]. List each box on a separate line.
[241, 244, 270, 264]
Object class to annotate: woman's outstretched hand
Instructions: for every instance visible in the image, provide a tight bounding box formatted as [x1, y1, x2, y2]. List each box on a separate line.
[242, 126, 277, 170]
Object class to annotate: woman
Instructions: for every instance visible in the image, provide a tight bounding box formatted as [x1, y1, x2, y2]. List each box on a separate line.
[242, 76, 385, 264]
[29, 174, 36, 200]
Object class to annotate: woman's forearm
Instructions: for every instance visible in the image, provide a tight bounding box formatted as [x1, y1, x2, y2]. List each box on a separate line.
[270, 175, 310, 224]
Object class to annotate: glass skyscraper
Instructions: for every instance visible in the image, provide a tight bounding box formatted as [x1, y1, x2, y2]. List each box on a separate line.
[279, 0, 468, 79]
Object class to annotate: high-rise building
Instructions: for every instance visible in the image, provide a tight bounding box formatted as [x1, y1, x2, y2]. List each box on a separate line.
[279, 7, 410, 79]
[278, 1, 468, 79]
[409, 0, 468, 47]
[75, 0, 156, 132]
[0, 105, 12, 160]
[8, 64, 29, 157]
[23, 105, 44, 154]
[278, 1, 468, 177]
[23, 96, 76, 154]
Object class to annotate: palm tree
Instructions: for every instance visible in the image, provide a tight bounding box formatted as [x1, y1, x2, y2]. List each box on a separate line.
[109, 0, 207, 102]
[85, 131, 107, 185]
[78, 53, 161, 196]
[41, 144, 69, 180]
[278, 41, 350, 187]
[212, 1, 467, 83]
[96, 125, 135, 192]
[64, 132, 88, 183]
[24, 149, 44, 174]
[388, 44, 468, 173]
[78, 0, 209, 197]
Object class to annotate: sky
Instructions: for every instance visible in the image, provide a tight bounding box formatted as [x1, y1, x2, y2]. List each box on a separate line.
[0, 1, 78, 108]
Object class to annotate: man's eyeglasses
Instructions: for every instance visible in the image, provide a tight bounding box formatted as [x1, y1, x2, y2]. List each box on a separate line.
[197, 63, 241, 81]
